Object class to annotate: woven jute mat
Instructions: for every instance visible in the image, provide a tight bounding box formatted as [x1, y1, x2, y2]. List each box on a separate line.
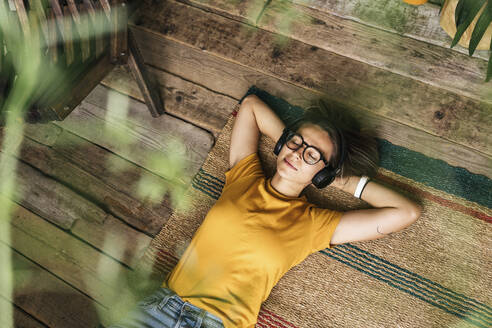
[136, 92, 492, 328]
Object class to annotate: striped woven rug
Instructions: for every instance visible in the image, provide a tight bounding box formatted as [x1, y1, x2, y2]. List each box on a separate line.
[136, 87, 492, 328]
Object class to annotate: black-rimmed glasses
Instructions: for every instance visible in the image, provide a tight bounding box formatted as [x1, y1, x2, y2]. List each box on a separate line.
[285, 132, 328, 165]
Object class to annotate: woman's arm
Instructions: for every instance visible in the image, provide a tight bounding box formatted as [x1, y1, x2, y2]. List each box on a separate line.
[329, 177, 421, 245]
[229, 94, 285, 168]
[332, 176, 420, 214]
[247, 95, 286, 142]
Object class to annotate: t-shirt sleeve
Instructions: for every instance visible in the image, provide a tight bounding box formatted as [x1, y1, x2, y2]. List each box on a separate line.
[224, 152, 264, 185]
[310, 207, 344, 253]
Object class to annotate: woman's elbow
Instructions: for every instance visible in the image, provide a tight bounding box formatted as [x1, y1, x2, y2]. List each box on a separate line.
[405, 203, 422, 223]
[391, 204, 421, 234]
[394, 202, 421, 228]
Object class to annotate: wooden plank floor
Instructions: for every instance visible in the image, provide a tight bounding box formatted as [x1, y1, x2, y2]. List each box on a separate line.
[2, 0, 491, 327]
[0, 82, 214, 327]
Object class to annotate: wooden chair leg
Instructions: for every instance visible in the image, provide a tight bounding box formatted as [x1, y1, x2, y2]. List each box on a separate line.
[127, 28, 165, 117]
[110, 0, 127, 65]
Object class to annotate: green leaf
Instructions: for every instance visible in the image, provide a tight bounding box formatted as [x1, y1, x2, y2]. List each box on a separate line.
[451, 0, 487, 48]
[486, 34, 492, 82]
[455, 0, 466, 26]
[0, 28, 3, 71]
[469, 1, 492, 55]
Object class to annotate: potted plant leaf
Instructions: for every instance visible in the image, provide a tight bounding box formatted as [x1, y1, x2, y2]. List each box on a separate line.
[404, 0, 492, 82]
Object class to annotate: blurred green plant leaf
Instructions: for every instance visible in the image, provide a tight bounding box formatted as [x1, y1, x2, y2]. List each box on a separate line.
[148, 138, 187, 180]
[451, 0, 492, 81]
[134, 172, 169, 205]
[105, 153, 134, 174]
[455, 0, 467, 25]
[469, 1, 492, 55]
[487, 35, 492, 81]
[169, 182, 191, 212]
[103, 90, 135, 149]
[451, 0, 486, 48]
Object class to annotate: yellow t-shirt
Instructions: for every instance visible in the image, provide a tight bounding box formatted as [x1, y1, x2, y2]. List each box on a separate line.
[162, 153, 343, 328]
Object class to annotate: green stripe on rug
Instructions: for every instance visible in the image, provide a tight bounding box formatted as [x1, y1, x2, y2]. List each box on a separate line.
[378, 139, 491, 208]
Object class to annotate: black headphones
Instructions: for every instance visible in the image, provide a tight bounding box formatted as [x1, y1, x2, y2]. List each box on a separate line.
[273, 125, 347, 189]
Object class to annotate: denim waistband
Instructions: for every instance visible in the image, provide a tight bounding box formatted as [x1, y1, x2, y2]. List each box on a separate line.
[155, 287, 224, 328]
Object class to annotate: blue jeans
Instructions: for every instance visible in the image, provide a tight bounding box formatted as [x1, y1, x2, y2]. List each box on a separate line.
[108, 287, 225, 328]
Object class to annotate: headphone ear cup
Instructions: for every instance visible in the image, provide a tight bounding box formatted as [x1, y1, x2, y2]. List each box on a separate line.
[273, 139, 282, 155]
[312, 128, 345, 189]
[274, 128, 290, 155]
[312, 167, 336, 189]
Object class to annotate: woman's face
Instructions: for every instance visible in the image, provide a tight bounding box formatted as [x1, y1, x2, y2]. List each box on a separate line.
[275, 123, 334, 186]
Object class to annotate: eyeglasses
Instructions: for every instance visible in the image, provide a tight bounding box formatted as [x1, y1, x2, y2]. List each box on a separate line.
[285, 132, 328, 166]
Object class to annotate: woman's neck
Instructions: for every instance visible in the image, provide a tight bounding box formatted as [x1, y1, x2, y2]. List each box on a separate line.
[270, 172, 307, 198]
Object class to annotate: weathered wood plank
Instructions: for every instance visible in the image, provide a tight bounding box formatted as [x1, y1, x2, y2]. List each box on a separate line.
[257, 0, 492, 104]
[292, 0, 491, 61]
[2, 201, 129, 306]
[4, 124, 155, 261]
[54, 84, 214, 184]
[72, 214, 152, 268]
[135, 0, 492, 106]
[115, 25, 492, 178]
[0, 296, 47, 328]
[0, 152, 107, 230]
[132, 0, 492, 157]
[14, 129, 154, 266]
[20, 124, 172, 236]
[23, 121, 63, 146]
[0, 297, 45, 328]
[2, 201, 164, 325]
[151, 0, 268, 26]
[0, 243, 106, 328]
[101, 65, 236, 139]
[15, 311, 48, 327]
